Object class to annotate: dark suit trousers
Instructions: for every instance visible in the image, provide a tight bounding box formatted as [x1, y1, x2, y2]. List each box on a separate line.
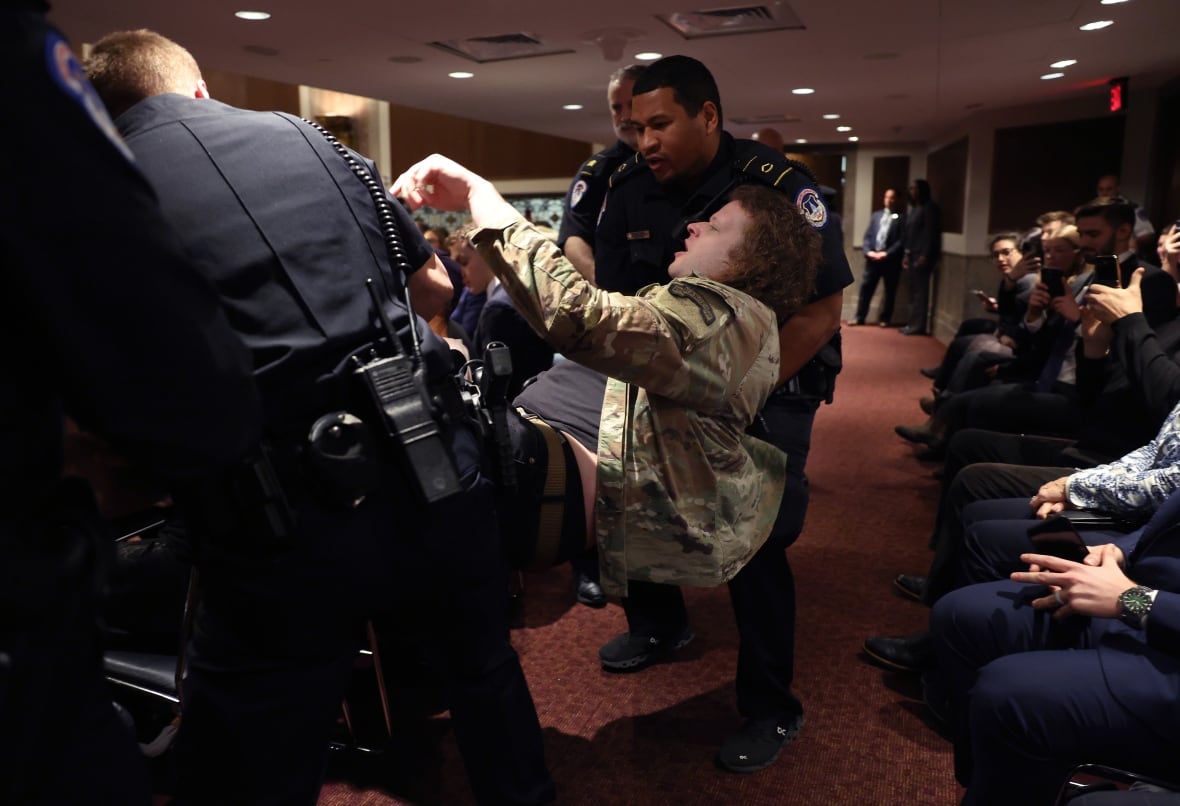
[930, 581, 1174, 805]
[924, 458, 1074, 605]
[905, 261, 935, 332]
[854, 258, 900, 323]
[621, 396, 817, 723]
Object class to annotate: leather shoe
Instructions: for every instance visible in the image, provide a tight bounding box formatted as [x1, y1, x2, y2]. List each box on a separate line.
[892, 574, 926, 602]
[918, 366, 938, 380]
[915, 443, 946, 462]
[862, 631, 935, 673]
[894, 422, 940, 446]
[918, 396, 937, 416]
[575, 573, 606, 608]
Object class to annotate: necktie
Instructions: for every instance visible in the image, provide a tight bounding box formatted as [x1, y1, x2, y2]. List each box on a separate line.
[875, 212, 890, 250]
[1035, 320, 1079, 393]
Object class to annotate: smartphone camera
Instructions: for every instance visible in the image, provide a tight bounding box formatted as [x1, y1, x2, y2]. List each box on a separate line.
[1040, 267, 1066, 298]
[1092, 254, 1120, 288]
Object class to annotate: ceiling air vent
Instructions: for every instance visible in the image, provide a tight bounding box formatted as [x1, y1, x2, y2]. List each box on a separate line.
[430, 32, 575, 63]
[658, 3, 805, 39]
[730, 113, 801, 125]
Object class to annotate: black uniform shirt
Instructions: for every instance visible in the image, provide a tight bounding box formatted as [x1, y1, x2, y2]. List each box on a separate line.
[594, 132, 852, 302]
[2, 10, 261, 502]
[556, 140, 635, 251]
[115, 94, 450, 430]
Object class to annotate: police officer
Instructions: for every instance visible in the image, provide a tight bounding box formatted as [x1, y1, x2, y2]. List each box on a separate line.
[1, 6, 262, 804]
[556, 64, 646, 281]
[594, 55, 853, 773]
[554, 65, 648, 607]
[84, 30, 554, 804]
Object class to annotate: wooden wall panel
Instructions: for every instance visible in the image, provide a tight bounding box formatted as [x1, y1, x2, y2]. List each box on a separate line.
[388, 104, 592, 179]
[872, 156, 910, 211]
[928, 137, 968, 234]
[988, 117, 1124, 232]
[202, 69, 300, 114]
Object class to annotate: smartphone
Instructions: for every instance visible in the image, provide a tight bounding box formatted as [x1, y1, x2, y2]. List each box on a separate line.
[1040, 267, 1066, 298]
[1092, 254, 1121, 288]
[1027, 515, 1090, 562]
[1023, 238, 1045, 262]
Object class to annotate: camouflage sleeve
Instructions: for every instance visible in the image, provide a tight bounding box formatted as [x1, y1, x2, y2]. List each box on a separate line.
[472, 218, 775, 409]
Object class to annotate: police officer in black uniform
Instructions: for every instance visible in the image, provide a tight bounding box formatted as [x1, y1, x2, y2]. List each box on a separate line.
[84, 29, 554, 805]
[1, 7, 263, 803]
[555, 64, 647, 608]
[556, 63, 646, 281]
[594, 55, 853, 773]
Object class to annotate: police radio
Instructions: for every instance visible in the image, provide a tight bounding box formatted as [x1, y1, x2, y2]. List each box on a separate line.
[300, 116, 462, 504]
[353, 280, 461, 503]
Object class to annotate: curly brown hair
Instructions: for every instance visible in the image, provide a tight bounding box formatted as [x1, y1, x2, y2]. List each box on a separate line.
[720, 184, 821, 322]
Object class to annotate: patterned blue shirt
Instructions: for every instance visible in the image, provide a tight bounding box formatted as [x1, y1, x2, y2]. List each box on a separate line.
[1068, 399, 1180, 514]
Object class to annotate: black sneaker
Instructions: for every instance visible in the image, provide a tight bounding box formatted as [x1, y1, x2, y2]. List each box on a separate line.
[716, 713, 805, 773]
[598, 625, 694, 671]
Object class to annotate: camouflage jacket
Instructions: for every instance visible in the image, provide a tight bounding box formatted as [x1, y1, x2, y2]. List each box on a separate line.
[473, 216, 787, 596]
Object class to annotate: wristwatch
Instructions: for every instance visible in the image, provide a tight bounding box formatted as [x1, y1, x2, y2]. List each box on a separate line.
[1118, 585, 1157, 629]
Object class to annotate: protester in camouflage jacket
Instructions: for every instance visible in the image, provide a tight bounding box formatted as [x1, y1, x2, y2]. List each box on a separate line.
[393, 155, 820, 597]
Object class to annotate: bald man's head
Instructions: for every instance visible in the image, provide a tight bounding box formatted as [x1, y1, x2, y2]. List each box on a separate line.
[752, 128, 785, 152]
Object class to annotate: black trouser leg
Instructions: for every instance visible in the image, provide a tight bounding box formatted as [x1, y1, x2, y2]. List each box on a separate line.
[854, 261, 883, 323]
[923, 462, 1071, 606]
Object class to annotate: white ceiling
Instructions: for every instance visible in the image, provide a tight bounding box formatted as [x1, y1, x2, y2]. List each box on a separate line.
[49, 0, 1180, 148]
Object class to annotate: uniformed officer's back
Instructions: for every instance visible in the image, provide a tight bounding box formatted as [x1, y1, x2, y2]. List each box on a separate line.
[115, 93, 454, 428]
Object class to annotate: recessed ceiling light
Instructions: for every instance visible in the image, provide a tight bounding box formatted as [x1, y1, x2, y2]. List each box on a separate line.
[448, 71, 474, 79]
[562, 104, 583, 111]
[836, 125, 851, 132]
[791, 88, 815, 95]
[1041, 72, 1065, 80]
[1100, 0, 1129, 4]
[822, 114, 840, 120]
[1079, 20, 1114, 30]
[848, 136, 859, 142]
[635, 52, 662, 61]
[1050, 59, 1077, 69]
[234, 10, 271, 20]
[795, 138, 808, 144]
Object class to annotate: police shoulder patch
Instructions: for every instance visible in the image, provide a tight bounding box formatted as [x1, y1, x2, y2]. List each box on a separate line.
[570, 179, 589, 209]
[795, 187, 829, 230]
[44, 32, 134, 163]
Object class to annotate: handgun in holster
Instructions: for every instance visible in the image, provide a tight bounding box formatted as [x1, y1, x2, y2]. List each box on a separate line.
[479, 341, 516, 492]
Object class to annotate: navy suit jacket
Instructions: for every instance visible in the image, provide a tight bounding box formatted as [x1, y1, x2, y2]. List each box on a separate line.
[1098, 488, 1180, 738]
[861, 208, 905, 267]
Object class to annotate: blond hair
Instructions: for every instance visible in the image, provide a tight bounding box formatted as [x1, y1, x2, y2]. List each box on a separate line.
[84, 29, 202, 118]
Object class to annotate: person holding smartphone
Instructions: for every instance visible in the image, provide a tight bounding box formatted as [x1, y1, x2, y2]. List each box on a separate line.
[1156, 221, 1180, 283]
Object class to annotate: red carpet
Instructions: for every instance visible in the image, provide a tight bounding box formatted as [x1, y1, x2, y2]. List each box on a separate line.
[320, 326, 960, 805]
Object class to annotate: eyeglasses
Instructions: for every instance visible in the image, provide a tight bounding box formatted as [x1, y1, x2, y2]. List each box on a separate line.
[991, 247, 1016, 258]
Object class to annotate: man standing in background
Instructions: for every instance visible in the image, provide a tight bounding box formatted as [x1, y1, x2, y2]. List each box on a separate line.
[556, 64, 646, 282]
[554, 65, 647, 608]
[901, 178, 942, 335]
[850, 188, 905, 326]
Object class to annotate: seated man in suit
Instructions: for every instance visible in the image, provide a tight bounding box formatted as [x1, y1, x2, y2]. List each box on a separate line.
[866, 261, 1180, 672]
[929, 484, 1180, 805]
